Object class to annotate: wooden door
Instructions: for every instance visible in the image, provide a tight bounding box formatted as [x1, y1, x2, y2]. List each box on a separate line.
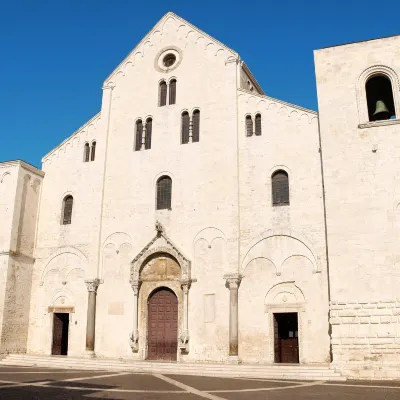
[51, 313, 69, 356]
[147, 289, 178, 361]
[274, 313, 299, 364]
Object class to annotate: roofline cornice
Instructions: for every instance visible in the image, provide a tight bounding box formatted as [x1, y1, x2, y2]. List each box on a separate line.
[0, 160, 44, 177]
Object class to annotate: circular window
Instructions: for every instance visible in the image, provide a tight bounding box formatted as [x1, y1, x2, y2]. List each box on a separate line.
[163, 53, 176, 68]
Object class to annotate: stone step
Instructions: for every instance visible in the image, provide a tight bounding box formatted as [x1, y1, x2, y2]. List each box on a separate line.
[0, 354, 345, 381]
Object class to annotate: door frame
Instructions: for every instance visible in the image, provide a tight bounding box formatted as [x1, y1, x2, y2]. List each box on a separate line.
[146, 286, 179, 361]
[50, 312, 70, 356]
[139, 282, 182, 361]
[266, 305, 304, 364]
[273, 312, 299, 363]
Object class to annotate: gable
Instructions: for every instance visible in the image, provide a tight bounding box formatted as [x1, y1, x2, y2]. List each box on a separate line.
[104, 12, 238, 87]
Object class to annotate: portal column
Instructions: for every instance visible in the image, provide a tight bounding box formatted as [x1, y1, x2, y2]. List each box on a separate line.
[84, 278, 101, 357]
[224, 274, 242, 362]
[130, 281, 140, 352]
[179, 280, 190, 353]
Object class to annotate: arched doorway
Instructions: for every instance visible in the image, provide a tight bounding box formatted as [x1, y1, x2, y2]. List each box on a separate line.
[147, 288, 178, 361]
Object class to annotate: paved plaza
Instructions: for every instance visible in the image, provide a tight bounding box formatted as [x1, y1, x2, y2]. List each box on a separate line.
[0, 366, 399, 399]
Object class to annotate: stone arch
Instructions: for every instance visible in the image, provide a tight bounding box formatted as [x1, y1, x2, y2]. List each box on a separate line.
[40, 247, 88, 286]
[241, 230, 321, 275]
[265, 281, 306, 312]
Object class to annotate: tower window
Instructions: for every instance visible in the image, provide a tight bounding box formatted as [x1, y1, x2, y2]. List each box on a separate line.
[181, 112, 190, 144]
[62, 195, 73, 225]
[135, 120, 143, 151]
[192, 110, 200, 143]
[366, 75, 396, 121]
[90, 141, 96, 161]
[169, 79, 177, 105]
[159, 81, 167, 107]
[272, 170, 289, 206]
[84, 143, 90, 162]
[145, 118, 152, 150]
[246, 115, 253, 137]
[255, 114, 262, 136]
[156, 176, 172, 210]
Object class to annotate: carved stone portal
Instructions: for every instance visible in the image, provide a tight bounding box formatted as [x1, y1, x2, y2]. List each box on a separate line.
[129, 222, 192, 355]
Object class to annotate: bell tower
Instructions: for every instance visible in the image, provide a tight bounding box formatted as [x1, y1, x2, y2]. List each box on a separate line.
[315, 35, 400, 373]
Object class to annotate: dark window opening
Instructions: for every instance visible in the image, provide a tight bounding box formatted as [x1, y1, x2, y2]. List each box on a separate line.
[169, 79, 177, 105]
[156, 176, 172, 210]
[135, 120, 143, 151]
[84, 143, 90, 162]
[90, 141, 96, 161]
[159, 81, 167, 107]
[181, 112, 190, 144]
[145, 118, 152, 150]
[163, 53, 176, 68]
[366, 75, 396, 121]
[192, 110, 200, 143]
[246, 115, 253, 137]
[62, 195, 73, 225]
[272, 170, 289, 206]
[255, 114, 262, 136]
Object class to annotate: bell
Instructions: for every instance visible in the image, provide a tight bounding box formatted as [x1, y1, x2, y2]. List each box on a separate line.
[373, 100, 391, 120]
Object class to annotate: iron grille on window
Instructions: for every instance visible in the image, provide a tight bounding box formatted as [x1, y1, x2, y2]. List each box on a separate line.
[156, 176, 172, 210]
[159, 81, 167, 107]
[192, 110, 200, 142]
[272, 170, 289, 206]
[63, 195, 73, 224]
[90, 141, 96, 161]
[255, 114, 262, 136]
[246, 115, 253, 137]
[181, 112, 190, 144]
[135, 120, 143, 151]
[145, 118, 152, 150]
[84, 143, 90, 162]
[169, 79, 176, 105]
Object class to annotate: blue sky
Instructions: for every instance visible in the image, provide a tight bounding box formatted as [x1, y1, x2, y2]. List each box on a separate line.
[1, 0, 399, 168]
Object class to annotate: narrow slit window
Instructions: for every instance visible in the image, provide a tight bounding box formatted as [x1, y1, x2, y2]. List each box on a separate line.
[90, 141, 96, 161]
[135, 120, 143, 151]
[159, 81, 167, 107]
[246, 115, 253, 137]
[192, 110, 200, 142]
[145, 118, 152, 150]
[272, 170, 289, 206]
[84, 143, 90, 162]
[62, 195, 73, 225]
[169, 79, 177, 105]
[156, 176, 172, 210]
[181, 112, 190, 144]
[255, 114, 262, 136]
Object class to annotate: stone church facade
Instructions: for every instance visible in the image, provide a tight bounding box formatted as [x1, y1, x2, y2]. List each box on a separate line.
[0, 12, 400, 378]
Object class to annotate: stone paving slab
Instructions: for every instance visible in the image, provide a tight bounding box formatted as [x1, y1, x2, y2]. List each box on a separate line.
[167, 374, 295, 391]
[0, 366, 399, 399]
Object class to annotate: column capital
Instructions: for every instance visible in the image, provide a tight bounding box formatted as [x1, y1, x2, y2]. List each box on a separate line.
[180, 279, 191, 293]
[130, 279, 141, 295]
[85, 278, 101, 293]
[224, 273, 242, 289]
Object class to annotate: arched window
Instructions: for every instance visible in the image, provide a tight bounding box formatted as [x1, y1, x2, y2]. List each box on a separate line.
[84, 143, 90, 162]
[145, 118, 152, 150]
[169, 79, 177, 105]
[181, 112, 190, 144]
[255, 114, 262, 136]
[272, 170, 289, 206]
[366, 75, 396, 121]
[62, 195, 73, 225]
[90, 141, 96, 161]
[135, 119, 143, 151]
[156, 176, 172, 210]
[159, 81, 167, 107]
[246, 115, 253, 137]
[192, 109, 200, 142]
